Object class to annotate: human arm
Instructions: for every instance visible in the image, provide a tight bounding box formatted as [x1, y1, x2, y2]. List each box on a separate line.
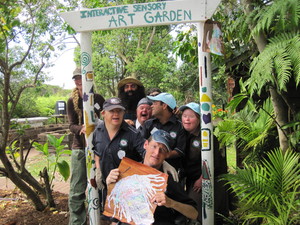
[151, 192, 198, 220]
[166, 124, 187, 159]
[95, 154, 105, 190]
[67, 97, 84, 135]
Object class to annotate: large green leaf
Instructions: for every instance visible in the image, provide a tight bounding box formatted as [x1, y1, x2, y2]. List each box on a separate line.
[57, 160, 70, 182]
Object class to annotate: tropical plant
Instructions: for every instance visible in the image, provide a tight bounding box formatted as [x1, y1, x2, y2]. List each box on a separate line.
[215, 98, 277, 165]
[222, 148, 300, 224]
[33, 134, 71, 186]
[240, 0, 300, 151]
[281, 112, 300, 152]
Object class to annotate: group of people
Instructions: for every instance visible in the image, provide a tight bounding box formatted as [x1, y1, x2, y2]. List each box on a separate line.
[67, 67, 229, 225]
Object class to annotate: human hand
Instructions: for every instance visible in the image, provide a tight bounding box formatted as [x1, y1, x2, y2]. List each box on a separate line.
[124, 119, 134, 126]
[79, 125, 86, 135]
[193, 176, 202, 193]
[106, 168, 120, 185]
[151, 192, 171, 207]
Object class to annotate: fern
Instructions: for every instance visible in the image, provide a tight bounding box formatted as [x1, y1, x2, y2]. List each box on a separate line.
[247, 32, 300, 95]
[251, 0, 300, 35]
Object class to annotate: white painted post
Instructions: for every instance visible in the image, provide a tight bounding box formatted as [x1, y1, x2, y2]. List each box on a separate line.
[197, 22, 215, 225]
[80, 32, 101, 225]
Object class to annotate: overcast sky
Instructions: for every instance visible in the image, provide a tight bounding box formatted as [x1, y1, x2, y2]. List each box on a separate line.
[45, 45, 77, 90]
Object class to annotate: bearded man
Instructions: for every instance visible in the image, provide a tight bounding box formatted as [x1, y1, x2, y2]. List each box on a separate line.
[117, 76, 145, 120]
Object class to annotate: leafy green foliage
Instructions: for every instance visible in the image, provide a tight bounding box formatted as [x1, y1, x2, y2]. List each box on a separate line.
[90, 25, 176, 97]
[281, 112, 300, 151]
[33, 134, 71, 184]
[247, 32, 300, 95]
[11, 84, 70, 118]
[223, 148, 300, 224]
[251, 0, 300, 35]
[215, 98, 277, 164]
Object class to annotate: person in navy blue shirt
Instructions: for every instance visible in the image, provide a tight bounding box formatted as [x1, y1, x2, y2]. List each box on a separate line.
[106, 130, 198, 225]
[93, 97, 145, 185]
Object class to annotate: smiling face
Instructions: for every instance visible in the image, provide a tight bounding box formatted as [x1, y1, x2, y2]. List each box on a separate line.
[73, 75, 82, 91]
[124, 82, 138, 96]
[151, 101, 164, 117]
[143, 139, 168, 169]
[136, 104, 152, 125]
[102, 108, 125, 127]
[181, 109, 200, 134]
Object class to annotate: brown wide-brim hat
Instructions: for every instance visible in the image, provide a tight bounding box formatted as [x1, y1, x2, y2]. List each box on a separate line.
[117, 77, 143, 89]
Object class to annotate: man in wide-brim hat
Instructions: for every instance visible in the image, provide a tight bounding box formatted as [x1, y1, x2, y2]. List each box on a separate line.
[117, 76, 145, 120]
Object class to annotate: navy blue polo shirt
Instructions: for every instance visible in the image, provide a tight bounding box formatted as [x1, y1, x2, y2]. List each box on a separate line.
[184, 132, 227, 185]
[153, 174, 197, 224]
[139, 114, 187, 170]
[92, 121, 145, 182]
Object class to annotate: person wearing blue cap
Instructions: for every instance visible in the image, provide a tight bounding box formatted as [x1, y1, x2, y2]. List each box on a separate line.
[106, 129, 198, 225]
[179, 102, 229, 225]
[140, 92, 187, 179]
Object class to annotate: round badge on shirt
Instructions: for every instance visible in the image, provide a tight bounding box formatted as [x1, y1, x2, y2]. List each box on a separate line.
[192, 140, 200, 148]
[118, 150, 126, 159]
[120, 139, 128, 147]
[170, 131, 177, 139]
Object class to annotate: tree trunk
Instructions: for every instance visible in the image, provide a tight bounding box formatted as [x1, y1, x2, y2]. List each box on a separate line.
[41, 168, 56, 207]
[1, 68, 46, 211]
[0, 149, 46, 211]
[269, 87, 289, 151]
[242, 0, 290, 151]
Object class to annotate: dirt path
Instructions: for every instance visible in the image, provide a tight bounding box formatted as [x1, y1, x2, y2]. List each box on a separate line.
[0, 149, 70, 194]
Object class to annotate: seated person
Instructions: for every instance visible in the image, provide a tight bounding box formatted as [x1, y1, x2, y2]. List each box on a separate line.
[106, 129, 198, 225]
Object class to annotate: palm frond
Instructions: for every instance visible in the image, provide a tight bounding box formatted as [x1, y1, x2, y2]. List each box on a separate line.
[223, 148, 300, 224]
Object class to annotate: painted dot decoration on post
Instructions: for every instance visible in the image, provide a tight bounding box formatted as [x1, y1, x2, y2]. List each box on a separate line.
[202, 103, 210, 111]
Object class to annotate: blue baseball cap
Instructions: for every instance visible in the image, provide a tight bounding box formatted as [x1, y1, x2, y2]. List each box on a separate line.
[179, 102, 200, 116]
[151, 129, 173, 152]
[147, 92, 176, 110]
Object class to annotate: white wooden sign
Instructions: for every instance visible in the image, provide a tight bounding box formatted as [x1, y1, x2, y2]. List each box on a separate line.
[60, 0, 221, 32]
